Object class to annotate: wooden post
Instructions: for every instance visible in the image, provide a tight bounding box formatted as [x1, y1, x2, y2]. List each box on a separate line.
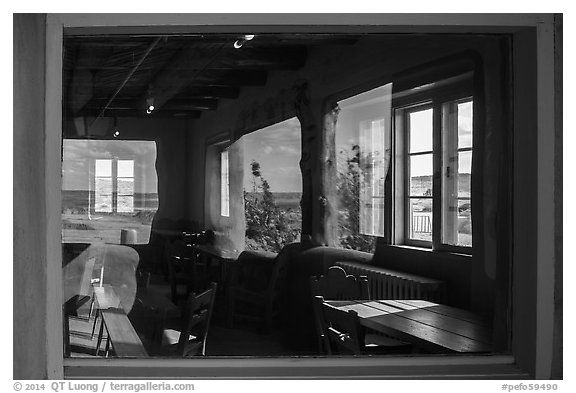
[321, 102, 340, 247]
[294, 82, 339, 247]
[294, 82, 316, 246]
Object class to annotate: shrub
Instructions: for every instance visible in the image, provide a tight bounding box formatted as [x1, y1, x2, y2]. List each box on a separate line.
[244, 161, 301, 253]
[336, 145, 377, 253]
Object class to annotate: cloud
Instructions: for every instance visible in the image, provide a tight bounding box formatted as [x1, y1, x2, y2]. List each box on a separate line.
[277, 145, 300, 155]
[262, 146, 274, 155]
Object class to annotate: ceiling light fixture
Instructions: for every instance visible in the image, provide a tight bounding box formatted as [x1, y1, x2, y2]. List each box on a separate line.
[146, 96, 155, 114]
[146, 85, 155, 114]
[233, 34, 255, 49]
[112, 117, 120, 138]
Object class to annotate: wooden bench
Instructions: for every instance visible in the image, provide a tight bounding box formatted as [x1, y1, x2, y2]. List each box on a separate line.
[100, 308, 148, 357]
[93, 285, 147, 357]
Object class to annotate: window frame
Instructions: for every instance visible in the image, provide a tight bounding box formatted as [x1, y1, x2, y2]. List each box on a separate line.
[440, 97, 474, 252]
[392, 81, 474, 255]
[402, 102, 435, 248]
[94, 158, 114, 213]
[93, 157, 136, 214]
[220, 148, 230, 217]
[116, 158, 135, 214]
[36, 14, 557, 379]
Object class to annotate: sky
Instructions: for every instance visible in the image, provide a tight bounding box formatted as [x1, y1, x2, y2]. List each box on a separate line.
[242, 117, 302, 193]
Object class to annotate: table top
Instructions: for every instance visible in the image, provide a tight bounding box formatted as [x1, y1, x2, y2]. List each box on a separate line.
[151, 229, 186, 238]
[136, 288, 180, 318]
[325, 299, 492, 353]
[187, 244, 240, 261]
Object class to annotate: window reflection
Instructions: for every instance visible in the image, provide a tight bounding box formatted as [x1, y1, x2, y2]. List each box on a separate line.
[62, 139, 158, 244]
[336, 83, 393, 251]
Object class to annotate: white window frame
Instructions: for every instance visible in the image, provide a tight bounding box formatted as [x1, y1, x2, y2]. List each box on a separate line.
[441, 98, 473, 251]
[393, 89, 474, 255]
[93, 157, 135, 214]
[116, 159, 135, 213]
[94, 158, 114, 213]
[220, 149, 230, 217]
[401, 103, 435, 248]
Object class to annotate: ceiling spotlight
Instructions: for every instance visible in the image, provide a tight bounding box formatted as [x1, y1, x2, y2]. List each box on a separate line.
[112, 117, 120, 137]
[234, 34, 255, 49]
[146, 96, 155, 114]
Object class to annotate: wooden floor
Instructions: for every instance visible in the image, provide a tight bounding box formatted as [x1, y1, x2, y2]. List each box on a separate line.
[68, 309, 304, 358]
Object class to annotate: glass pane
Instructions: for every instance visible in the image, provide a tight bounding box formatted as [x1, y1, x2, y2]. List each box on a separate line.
[409, 154, 433, 196]
[458, 101, 473, 149]
[117, 159, 134, 178]
[117, 195, 134, 213]
[457, 199, 472, 246]
[95, 193, 112, 213]
[95, 159, 112, 176]
[458, 151, 472, 197]
[408, 198, 432, 242]
[95, 178, 112, 197]
[117, 178, 134, 196]
[409, 108, 433, 153]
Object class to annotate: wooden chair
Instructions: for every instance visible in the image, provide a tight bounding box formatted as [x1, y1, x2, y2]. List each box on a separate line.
[63, 256, 97, 356]
[316, 296, 411, 355]
[226, 245, 294, 332]
[165, 240, 206, 304]
[309, 266, 370, 354]
[310, 265, 370, 300]
[159, 282, 218, 357]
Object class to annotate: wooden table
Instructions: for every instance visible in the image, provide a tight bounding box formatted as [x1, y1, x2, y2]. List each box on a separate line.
[93, 285, 148, 357]
[325, 299, 492, 353]
[186, 244, 240, 284]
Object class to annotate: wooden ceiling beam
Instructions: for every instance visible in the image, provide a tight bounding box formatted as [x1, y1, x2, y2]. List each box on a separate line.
[82, 108, 202, 119]
[83, 97, 219, 111]
[143, 44, 269, 110]
[179, 85, 240, 99]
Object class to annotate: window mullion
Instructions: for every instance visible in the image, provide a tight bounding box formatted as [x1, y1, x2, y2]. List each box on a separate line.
[432, 102, 442, 250]
[112, 158, 118, 214]
[403, 110, 411, 243]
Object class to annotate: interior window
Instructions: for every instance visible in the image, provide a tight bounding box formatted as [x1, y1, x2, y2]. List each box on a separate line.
[394, 76, 473, 252]
[61, 139, 158, 245]
[335, 83, 393, 252]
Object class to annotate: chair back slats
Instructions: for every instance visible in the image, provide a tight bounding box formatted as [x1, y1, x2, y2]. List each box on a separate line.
[309, 266, 370, 354]
[318, 296, 364, 355]
[310, 266, 370, 300]
[176, 282, 217, 356]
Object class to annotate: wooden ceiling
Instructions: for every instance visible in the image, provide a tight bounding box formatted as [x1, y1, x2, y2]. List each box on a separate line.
[63, 34, 360, 121]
